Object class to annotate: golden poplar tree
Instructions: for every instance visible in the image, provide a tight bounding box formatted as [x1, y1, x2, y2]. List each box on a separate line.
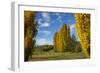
[24, 11, 38, 61]
[61, 24, 68, 51]
[53, 24, 71, 52]
[74, 13, 90, 58]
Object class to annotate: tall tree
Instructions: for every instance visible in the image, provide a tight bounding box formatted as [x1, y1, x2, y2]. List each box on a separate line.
[53, 24, 71, 52]
[61, 24, 68, 51]
[74, 13, 90, 58]
[24, 11, 38, 61]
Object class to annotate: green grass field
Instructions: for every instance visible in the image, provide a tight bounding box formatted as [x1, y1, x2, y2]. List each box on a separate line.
[29, 49, 87, 61]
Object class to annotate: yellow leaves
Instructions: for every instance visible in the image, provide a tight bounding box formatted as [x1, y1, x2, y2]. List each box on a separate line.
[74, 13, 90, 58]
[24, 11, 35, 31]
[24, 11, 34, 21]
[53, 24, 71, 52]
[24, 11, 37, 61]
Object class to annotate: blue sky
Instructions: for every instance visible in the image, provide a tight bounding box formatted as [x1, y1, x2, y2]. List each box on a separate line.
[35, 11, 76, 45]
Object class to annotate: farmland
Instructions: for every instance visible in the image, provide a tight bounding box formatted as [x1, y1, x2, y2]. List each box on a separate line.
[28, 46, 86, 61]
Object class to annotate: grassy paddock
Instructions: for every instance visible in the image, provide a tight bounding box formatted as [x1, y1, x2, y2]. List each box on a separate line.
[29, 49, 87, 61]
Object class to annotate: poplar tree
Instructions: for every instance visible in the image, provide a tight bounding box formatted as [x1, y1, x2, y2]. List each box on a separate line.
[24, 11, 38, 61]
[53, 24, 71, 52]
[74, 13, 90, 58]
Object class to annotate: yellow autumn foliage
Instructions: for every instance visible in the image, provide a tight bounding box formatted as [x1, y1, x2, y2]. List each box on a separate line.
[53, 24, 71, 52]
[24, 11, 38, 61]
[74, 13, 90, 58]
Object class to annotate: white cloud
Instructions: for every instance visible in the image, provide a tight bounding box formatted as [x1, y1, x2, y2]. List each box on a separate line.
[58, 16, 62, 23]
[37, 12, 51, 28]
[42, 12, 48, 17]
[57, 16, 61, 20]
[37, 18, 50, 27]
[39, 22, 50, 27]
[42, 12, 50, 19]
[38, 18, 42, 24]
[55, 13, 59, 15]
[55, 13, 62, 23]
[36, 38, 52, 45]
[38, 30, 51, 35]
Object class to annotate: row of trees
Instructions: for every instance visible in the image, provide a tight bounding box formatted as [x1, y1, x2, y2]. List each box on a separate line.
[53, 24, 70, 52]
[53, 24, 82, 52]
[53, 13, 90, 58]
[24, 11, 38, 61]
[74, 13, 90, 58]
[24, 11, 90, 60]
